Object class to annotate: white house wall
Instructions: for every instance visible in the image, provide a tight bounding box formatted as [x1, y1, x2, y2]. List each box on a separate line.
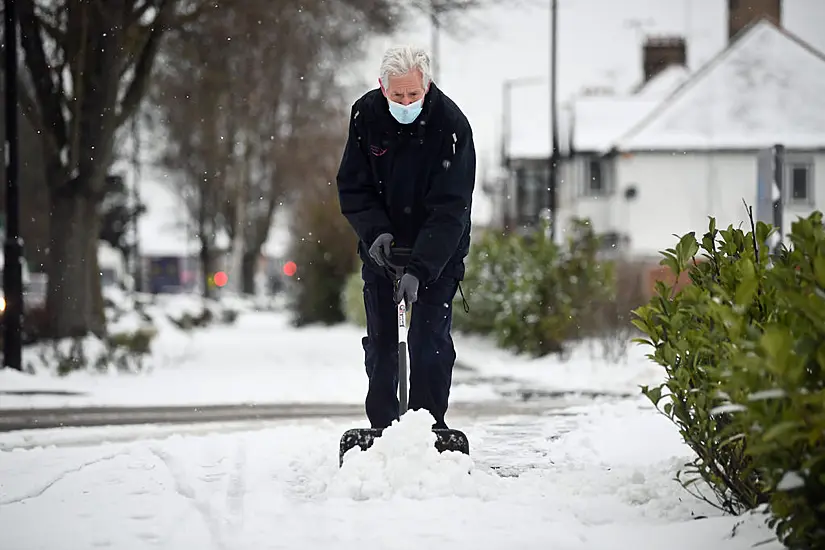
[615, 151, 825, 257]
[557, 156, 618, 239]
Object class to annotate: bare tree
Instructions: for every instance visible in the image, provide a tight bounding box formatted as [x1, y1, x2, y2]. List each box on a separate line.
[11, 0, 216, 337]
[146, 0, 510, 299]
[149, 14, 238, 298]
[149, 0, 400, 295]
[221, 0, 389, 294]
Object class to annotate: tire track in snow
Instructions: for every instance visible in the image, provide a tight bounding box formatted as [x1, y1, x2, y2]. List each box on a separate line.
[0, 451, 127, 506]
[224, 440, 248, 534]
[149, 439, 249, 550]
[149, 446, 229, 550]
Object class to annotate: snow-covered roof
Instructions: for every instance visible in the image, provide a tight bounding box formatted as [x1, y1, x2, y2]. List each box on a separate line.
[571, 96, 659, 154]
[615, 19, 825, 152]
[509, 65, 692, 157]
[633, 65, 691, 99]
[507, 82, 572, 159]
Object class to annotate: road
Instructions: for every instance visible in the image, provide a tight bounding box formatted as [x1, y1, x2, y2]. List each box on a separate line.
[0, 397, 593, 432]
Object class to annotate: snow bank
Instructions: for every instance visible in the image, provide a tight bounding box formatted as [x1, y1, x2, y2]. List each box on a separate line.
[19, 288, 254, 377]
[454, 332, 664, 396]
[331, 410, 501, 501]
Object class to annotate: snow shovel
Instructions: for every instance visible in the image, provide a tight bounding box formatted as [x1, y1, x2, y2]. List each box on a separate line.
[338, 247, 470, 466]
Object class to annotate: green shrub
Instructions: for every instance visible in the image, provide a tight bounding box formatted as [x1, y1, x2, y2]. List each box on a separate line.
[343, 217, 616, 358]
[454, 218, 615, 356]
[633, 211, 825, 548]
[220, 308, 239, 325]
[632, 218, 770, 514]
[343, 269, 367, 327]
[104, 327, 158, 373]
[107, 327, 157, 355]
[450, 224, 524, 336]
[168, 307, 214, 331]
[28, 326, 158, 376]
[715, 213, 825, 549]
[287, 173, 359, 326]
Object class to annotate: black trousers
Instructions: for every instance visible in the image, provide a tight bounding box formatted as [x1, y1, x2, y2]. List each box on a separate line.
[361, 266, 459, 430]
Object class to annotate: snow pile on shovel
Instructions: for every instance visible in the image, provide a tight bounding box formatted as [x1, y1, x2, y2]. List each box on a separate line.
[328, 410, 502, 501]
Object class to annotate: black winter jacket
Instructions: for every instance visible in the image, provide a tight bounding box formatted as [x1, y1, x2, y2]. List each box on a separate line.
[336, 83, 476, 285]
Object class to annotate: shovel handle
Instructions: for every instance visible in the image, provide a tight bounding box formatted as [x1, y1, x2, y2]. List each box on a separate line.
[398, 298, 408, 415]
[391, 248, 411, 415]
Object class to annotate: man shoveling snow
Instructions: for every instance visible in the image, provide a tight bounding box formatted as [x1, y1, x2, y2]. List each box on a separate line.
[335, 44, 475, 431]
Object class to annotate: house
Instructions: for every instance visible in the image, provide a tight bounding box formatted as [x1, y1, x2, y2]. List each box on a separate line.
[498, 0, 824, 265]
[609, 17, 825, 258]
[492, 80, 570, 231]
[559, 57, 691, 252]
[497, 36, 691, 241]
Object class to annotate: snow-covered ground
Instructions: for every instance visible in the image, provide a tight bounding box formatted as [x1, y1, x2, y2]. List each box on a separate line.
[0, 292, 782, 548]
[0, 293, 662, 410]
[0, 397, 780, 549]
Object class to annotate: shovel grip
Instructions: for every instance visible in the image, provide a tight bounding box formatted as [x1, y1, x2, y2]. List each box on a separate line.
[386, 246, 413, 279]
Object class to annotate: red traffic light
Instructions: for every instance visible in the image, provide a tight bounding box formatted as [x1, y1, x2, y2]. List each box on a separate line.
[214, 271, 228, 287]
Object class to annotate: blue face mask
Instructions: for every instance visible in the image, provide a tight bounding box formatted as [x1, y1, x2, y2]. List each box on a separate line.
[387, 97, 424, 124]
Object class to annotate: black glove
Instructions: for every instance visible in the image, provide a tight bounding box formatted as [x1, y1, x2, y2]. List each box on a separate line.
[394, 273, 419, 305]
[368, 233, 393, 267]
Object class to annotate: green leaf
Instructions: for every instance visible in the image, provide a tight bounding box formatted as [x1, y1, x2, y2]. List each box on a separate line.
[761, 325, 792, 364]
[813, 255, 825, 289]
[644, 384, 663, 406]
[630, 318, 652, 336]
[761, 420, 801, 443]
[734, 264, 759, 306]
[631, 337, 655, 347]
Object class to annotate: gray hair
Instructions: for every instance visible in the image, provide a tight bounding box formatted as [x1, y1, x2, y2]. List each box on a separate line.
[379, 45, 432, 89]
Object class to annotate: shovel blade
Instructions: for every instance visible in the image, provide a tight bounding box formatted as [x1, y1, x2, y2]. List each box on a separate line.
[339, 427, 470, 467]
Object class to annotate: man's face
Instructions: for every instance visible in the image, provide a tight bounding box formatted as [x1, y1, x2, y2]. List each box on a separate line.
[381, 70, 427, 105]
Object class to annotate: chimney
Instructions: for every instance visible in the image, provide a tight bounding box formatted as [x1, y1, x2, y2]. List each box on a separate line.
[642, 36, 687, 83]
[728, 0, 781, 40]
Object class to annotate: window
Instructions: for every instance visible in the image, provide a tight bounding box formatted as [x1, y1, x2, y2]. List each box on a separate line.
[790, 165, 811, 203]
[514, 165, 545, 225]
[584, 157, 608, 196]
[786, 161, 814, 206]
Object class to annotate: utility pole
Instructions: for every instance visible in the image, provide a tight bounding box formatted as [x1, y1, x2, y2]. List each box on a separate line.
[430, 1, 440, 82]
[131, 113, 142, 293]
[547, 0, 559, 241]
[3, 0, 23, 371]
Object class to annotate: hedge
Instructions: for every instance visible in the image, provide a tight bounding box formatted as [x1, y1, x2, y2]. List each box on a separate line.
[632, 211, 825, 548]
[343, 218, 624, 358]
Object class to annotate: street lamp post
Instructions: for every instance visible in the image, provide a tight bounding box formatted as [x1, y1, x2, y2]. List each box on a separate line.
[3, 0, 23, 371]
[547, 0, 559, 242]
[431, 1, 441, 82]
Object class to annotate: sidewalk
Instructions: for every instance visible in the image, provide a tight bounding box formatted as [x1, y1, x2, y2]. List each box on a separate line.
[0, 306, 662, 411]
[0, 396, 781, 549]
